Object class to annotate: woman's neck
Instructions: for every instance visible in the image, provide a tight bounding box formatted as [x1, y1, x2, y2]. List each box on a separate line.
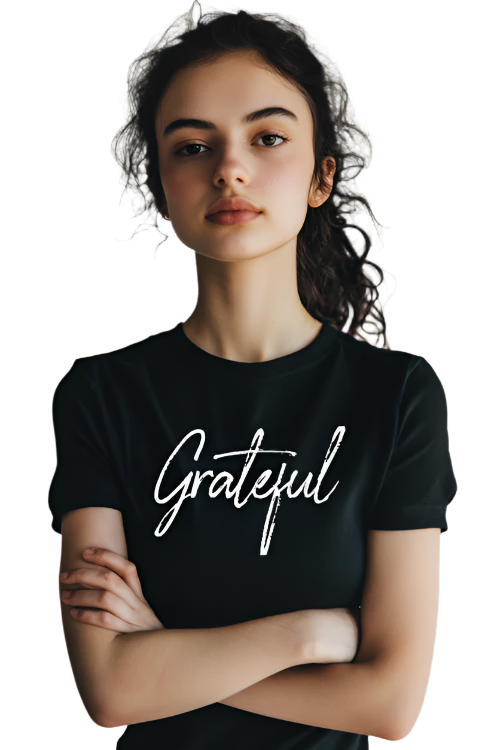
[182, 241, 323, 363]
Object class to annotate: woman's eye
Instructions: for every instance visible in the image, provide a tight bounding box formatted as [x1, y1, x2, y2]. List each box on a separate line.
[256, 134, 287, 147]
[175, 133, 287, 156]
[176, 143, 209, 156]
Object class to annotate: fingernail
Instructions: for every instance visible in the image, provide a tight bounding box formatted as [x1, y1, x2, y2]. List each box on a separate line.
[60, 590, 70, 597]
[84, 547, 96, 554]
[59, 572, 68, 579]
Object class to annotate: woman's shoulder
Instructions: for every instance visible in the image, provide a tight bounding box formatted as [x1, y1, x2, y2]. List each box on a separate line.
[334, 327, 420, 368]
[333, 327, 444, 396]
[54, 326, 180, 396]
[68, 327, 178, 372]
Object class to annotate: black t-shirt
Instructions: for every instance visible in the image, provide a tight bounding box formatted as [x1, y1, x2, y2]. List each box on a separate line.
[48, 321, 457, 749]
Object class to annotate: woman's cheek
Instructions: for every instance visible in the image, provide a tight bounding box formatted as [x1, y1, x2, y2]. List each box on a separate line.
[162, 171, 195, 215]
[274, 174, 312, 232]
[264, 156, 312, 205]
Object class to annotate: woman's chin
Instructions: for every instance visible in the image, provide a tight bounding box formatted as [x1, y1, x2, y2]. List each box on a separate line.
[191, 241, 277, 263]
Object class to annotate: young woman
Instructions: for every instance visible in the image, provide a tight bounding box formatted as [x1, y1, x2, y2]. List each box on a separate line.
[49, 3, 457, 748]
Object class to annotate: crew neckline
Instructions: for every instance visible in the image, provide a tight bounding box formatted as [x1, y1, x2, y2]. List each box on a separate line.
[172, 320, 338, 379]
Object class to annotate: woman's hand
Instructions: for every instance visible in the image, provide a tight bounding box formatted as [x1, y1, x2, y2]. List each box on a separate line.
[290, 607, 360, 664]
[59, 547, 165, 634]
[312, 607, 360, 663]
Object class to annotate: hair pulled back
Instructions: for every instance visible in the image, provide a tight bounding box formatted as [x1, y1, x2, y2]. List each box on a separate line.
[112, 0, 389, 347]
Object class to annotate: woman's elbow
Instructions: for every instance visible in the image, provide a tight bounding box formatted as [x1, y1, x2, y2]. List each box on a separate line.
[78, 690, 122, 729]
[381, 718, 414, 742]
[378, 687, 424, 741]
[371, 664, 426, 741]
[370, 710, 414, 742]
[94, 712, 124, 730]
[73, 668, 124, 728]
[89, 713, 122, 729]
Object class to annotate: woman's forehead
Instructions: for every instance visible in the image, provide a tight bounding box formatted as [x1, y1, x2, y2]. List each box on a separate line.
[156, 52, 311, 132]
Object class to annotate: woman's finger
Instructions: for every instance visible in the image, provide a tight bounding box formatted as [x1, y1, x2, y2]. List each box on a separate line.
[68, 603, 141, 634]
[80, 548, 145, 600]
[59, 547, 165, 634]
[60, 566, 138, 610]
[60, 587, 139, 626]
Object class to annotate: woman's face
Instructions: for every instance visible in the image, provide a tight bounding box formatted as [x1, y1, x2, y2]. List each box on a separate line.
[155, 49, 334, 262]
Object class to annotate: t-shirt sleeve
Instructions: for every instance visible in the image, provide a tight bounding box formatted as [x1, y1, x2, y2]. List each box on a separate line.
[369, 356, 457, 532]
[48, 358, 122, 534]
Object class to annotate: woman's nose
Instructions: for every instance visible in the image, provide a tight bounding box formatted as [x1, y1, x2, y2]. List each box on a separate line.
[212, 147, 251, 188]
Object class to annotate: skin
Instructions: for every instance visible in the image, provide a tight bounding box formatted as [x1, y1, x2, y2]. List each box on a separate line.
[155, 48, 336, 362]
[57, 50, 442, 740]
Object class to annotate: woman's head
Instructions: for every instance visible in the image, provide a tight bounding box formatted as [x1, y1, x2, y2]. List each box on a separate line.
[154, 47, 336, 263]
[113, 1, 388, 346]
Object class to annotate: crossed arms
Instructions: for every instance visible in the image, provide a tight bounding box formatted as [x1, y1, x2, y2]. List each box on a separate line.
[58, 506, 440, 741]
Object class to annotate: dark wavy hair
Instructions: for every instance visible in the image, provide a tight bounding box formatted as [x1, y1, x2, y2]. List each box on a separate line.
[112, 0, 389, 347]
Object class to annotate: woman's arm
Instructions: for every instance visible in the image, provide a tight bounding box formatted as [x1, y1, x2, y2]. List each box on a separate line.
[219, 528, 441, 742]
[58, 507, 357, 729]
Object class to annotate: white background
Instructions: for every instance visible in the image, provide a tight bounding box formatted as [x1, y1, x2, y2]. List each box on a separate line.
[2, 0, 498, 747]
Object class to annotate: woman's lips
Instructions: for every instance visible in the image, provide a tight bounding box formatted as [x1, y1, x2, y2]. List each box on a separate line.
[206, 210, 261, 226]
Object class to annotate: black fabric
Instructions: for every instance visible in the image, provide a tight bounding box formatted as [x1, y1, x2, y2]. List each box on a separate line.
[48, 321, 457, 749]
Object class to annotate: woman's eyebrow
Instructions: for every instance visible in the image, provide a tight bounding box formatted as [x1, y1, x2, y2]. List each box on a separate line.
[162, 106, 298, 137]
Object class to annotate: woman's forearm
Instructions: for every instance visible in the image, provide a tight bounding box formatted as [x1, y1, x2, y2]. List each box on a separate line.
[219, 659, 403, 741]
[218, 529, 442, 742]
[101, 612, 308, 728]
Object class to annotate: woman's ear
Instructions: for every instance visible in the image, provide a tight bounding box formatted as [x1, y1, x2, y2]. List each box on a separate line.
[308, 157, 336, 208]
